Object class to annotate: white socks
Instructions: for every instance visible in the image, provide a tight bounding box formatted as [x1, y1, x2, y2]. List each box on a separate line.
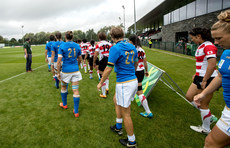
[200, 108, 211, 131]
[139, 94, 151, 113]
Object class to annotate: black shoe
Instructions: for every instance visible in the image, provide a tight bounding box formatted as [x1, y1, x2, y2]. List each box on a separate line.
[110, 124, 123, 136]
[119, 138, 137, 148]
[48, 69, 51, 72]
[106, 89, 109, 95]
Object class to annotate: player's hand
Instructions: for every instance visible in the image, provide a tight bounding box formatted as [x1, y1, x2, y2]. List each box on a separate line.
[145, 72, 149, 77]
[193, 93, 205, 106]
[45, 58, 48, 63]
[201, 81, 207, 89]
[97, 83, 102, 91]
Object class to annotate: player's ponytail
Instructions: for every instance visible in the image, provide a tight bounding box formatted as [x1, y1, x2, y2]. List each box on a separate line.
[212, 9, 230, 33]
[65, 31, 73, 40]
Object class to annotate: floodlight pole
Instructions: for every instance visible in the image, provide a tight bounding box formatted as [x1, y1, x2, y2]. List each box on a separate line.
[122, 5, 125, 37]
[21, 25, 24, 44]
[134, 0, 137, 35]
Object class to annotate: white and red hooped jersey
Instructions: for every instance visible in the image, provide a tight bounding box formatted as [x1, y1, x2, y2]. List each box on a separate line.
[88, 45, 96, 58]
[80, 43, 89, 55]
[95, 40, 112, 60]
[195, 41, 218, 77]
[136, 46, 146, 71]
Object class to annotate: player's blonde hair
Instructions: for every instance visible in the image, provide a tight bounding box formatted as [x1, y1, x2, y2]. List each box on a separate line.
[211, 9, 230, 33]
[110, 26, 124, 39]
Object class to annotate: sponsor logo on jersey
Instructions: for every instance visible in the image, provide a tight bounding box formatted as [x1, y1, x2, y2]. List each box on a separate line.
[218, 59, 225, 69]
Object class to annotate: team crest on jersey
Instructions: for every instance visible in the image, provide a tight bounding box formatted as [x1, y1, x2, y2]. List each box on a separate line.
[226, 56, 230, 59]
[218, 59, 225, 69]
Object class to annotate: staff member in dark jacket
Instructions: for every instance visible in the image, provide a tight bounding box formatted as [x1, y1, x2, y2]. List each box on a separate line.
[24, 38, 32, 72]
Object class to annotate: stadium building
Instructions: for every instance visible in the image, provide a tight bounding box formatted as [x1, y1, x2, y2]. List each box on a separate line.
[129, 0, 230, 43]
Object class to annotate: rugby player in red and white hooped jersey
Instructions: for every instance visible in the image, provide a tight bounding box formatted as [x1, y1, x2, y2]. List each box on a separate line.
[129, 35, 153, 119]
[186, 28, 218, 134]
[88, 40, 100, 79]
[93, 32, 112, 98]
[81, 39, 90, 73]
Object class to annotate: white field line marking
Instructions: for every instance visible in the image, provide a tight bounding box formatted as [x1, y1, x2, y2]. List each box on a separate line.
[148, 48, 196, 61]
[0, 64, 46, 83]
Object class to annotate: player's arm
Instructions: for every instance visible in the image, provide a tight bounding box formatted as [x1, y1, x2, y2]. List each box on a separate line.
[24, 48, 27, 58]
[201, 58, 217, 89]
[143, 58, 149, 77]
[78, 55, 82, 66]
[97, 65, 113, 90]
[194, 72, 222, 106]
[51, 51, 55, 74]
[57, 56, 62, 80]
[93, 51, 99, 65]
[45, 50, 48, 63]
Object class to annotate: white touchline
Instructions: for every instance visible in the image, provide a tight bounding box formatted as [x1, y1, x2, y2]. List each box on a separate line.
[0, 64, 46, 84]
[148, 48, 196, 61]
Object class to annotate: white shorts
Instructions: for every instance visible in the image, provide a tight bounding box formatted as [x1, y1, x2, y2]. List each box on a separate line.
[47, 56, 51, 65]
[116, 79, 138, 108]
[61, 71, 82, 84]
[216, 106, 230, 136]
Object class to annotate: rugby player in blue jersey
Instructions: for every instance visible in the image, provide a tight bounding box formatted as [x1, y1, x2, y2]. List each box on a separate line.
[51, 32, 63, 89]
[194, 10, 230, 147]
[97, 26, 138, 148]
[45, 35, 55, 72]
[57, 31, 82, 118]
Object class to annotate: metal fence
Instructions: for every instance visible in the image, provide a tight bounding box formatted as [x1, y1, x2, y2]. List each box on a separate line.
[142, 41, 224, 60]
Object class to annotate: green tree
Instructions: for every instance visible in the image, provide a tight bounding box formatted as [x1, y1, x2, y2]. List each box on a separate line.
[0, 35, 4, 43]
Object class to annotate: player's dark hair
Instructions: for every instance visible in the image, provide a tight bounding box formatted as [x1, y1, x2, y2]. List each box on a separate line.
[25, 38, 30, 41]
[55, 32, 62, 40]
[189, 28, 213, 42]
[49, 34, 55, 41]
[82, 39, 87, 43]
[128, 34, 141, 47]
[90, 40, 95, 46]
[77, 39, 82, 44]
[65, 31, 73, 40]
[110, 26, 124, 40]
[98, 32, 106, 40]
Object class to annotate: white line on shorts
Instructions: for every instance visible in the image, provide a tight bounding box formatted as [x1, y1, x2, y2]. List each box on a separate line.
[0, 64, 46, 84]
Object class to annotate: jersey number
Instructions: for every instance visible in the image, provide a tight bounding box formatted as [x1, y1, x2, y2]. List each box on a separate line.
[125, 51, 134, 64]
[102, 45, 110, 52]
[68, 48, 76, 58]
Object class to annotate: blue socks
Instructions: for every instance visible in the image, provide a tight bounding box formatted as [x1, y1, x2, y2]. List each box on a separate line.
[61, 92, 68, 106]
[116, 123, 122, 129]
[55, 76, 59, 88]
[48, 64, 51, 70]
[73, 97, 80, 113]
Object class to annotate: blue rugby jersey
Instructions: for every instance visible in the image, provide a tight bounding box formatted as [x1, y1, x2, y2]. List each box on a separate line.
[58, 41, 81, 73]
[45, 41, 55, 57]
[51, 41, 63, 62]
[218, 49, 230, 108]
[108, 40, 138, 83]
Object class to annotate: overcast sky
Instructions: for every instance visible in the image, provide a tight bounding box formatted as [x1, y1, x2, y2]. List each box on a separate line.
[0, 0, 164, 39]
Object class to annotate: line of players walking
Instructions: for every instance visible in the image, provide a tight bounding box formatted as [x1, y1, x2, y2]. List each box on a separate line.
[44, 27, 152, 147]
